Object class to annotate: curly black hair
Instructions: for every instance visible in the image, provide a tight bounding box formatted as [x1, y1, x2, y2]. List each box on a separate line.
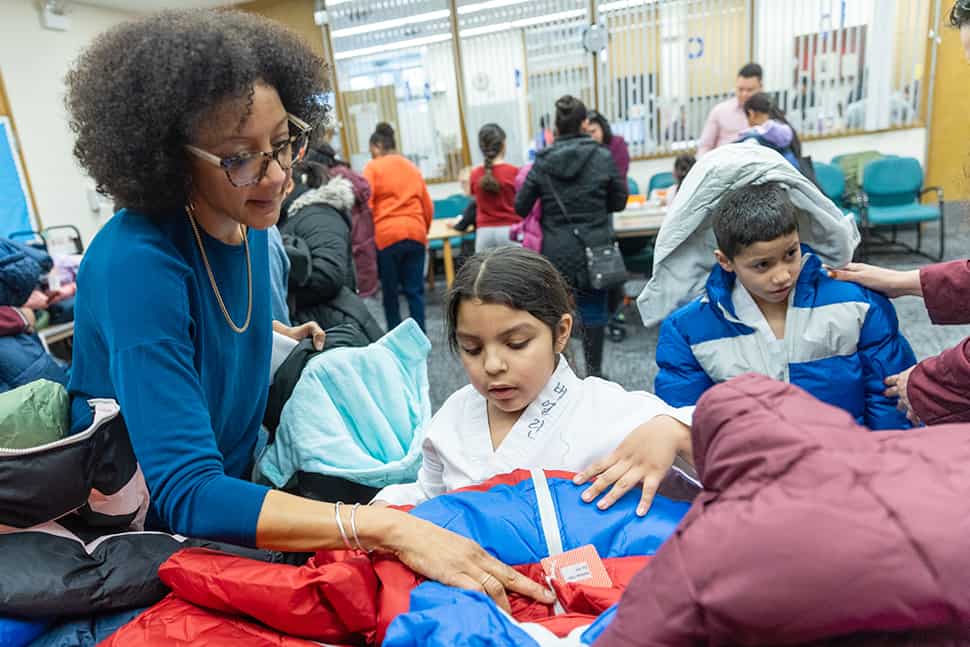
[66, 10, 329, 215]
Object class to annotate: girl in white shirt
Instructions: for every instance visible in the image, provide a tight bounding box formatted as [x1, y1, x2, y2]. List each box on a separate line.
[376, 246, 694, 513]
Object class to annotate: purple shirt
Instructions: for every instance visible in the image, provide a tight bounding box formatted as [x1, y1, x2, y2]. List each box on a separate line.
[697, 98, 749, 155]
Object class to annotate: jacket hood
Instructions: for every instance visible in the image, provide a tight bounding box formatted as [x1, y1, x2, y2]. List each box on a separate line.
[534, 135, 601, 181]
[703, 244, 821, 321]
[691, 374, 871, 494]
[285, 175, 356, 217]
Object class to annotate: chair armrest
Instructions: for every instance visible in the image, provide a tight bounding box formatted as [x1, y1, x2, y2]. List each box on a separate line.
[920, 186, 945, 202]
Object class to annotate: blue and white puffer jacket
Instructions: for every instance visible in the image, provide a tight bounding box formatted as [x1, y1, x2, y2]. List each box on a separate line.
[655, 247, 916, 430]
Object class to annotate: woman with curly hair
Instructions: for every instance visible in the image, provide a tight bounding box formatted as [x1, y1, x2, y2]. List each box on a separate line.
[64, 9, 552, 610]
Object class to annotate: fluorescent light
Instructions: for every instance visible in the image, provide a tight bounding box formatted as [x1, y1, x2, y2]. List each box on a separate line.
[458, 8, 585, 38]
[598, 0, 658, 10]
[460, 22, 514, 38]
[457, 0, 530, 15]
[334, 33, 452, 61]
[331, 9, 451, 39]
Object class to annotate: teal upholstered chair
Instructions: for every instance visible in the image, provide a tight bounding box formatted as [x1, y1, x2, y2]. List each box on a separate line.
[813, 162, 854, 217]
[647, 172, 675, 194]
[858, 157, 944, 261]
[627, 176, 641, 196]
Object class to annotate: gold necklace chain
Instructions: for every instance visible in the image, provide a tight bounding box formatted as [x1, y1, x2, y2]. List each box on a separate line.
[186, 206, 252, 334]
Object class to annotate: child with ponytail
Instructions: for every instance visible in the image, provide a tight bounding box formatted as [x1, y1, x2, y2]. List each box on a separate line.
[470, 124, 521, 252]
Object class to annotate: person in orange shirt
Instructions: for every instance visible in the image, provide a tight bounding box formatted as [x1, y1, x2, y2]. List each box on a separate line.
[363, 123, 433, 331]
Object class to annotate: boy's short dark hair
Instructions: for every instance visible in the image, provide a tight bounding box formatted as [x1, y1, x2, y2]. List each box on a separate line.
[673, 154, 696, 181]
[738, 62, 763, 81]
[713, 183, 798, 259]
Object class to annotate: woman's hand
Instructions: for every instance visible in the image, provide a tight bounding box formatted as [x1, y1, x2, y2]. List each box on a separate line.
[573, 415, 692, 516]
[826, 263, 923, 299]
[885, 366, 919, 425]
[366, 508, 556, 612]
[273, 320, 326, 351]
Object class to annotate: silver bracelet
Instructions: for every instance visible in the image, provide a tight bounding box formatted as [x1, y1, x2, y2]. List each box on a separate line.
[350, 502, 372, 553]
[334, 501, 353, 550]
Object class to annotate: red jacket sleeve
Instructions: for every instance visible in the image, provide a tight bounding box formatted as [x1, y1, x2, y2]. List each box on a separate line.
[908, 339, 970, 426]
[0, 306, 28, 336]
[920, 260, 970, 325]
[906, 260, 970, 424]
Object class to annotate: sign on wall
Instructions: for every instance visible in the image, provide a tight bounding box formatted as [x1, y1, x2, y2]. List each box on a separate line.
[0, 117, 37, 238]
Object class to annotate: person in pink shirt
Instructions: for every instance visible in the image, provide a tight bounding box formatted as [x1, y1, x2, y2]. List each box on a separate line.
[696, 62, 763, 155]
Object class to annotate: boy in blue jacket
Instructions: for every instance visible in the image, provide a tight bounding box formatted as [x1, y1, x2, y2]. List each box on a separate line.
[655, 182, 916, 430]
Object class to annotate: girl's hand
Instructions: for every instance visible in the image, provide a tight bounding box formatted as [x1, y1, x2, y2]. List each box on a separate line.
[885, 365, 919, 425]
[367, 509, 556, 612]
[274, 320, 326, 351]
[825, 263, 922, 299]
[573, 415, 692, 516]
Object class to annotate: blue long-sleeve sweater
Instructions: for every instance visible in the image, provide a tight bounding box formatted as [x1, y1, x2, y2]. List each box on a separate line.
[69, 209, 271, 547]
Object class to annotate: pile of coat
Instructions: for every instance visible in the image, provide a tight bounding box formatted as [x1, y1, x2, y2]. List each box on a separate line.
[102, 469, 699, 646]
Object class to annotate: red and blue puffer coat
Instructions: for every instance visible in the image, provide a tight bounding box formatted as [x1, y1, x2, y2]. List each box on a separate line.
[102, 468, 699, 646]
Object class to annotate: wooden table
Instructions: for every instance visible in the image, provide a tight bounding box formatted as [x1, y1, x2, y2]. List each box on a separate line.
[427, 220, 470, 289]
[614, 206, 667, 238]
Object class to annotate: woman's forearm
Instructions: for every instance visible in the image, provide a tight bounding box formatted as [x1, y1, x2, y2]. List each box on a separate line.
[255, 489, 405, 553]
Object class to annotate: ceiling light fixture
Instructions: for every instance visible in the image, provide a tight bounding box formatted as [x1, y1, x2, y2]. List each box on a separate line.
[334, 33, 452, 61]
[330, 9, 451, 39]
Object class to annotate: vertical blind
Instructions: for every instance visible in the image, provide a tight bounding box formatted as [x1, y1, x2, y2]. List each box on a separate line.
[324, 0, 936, 178]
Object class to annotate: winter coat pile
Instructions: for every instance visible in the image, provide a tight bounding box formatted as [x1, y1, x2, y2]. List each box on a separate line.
[595, 374, 970, 647]
[515, 135, 628, 290]
[258, 319, 432, 502]
[281, 175, 383, 343]
[0, 395, 277, 647]
[101, 468, 699, 646]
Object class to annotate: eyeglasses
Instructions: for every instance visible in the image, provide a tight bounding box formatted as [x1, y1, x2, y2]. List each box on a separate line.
[185, 113, 312, 187]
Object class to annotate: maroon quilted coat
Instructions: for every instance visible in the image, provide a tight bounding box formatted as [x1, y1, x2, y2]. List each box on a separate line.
[595, 374, 970, 647]
[330, 164, 378, 298]
[908, 260, 970, 425]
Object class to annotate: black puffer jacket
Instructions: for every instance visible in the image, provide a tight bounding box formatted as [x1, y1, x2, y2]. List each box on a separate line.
[281, 176, 383, 343]
[514, 134, 627, 289]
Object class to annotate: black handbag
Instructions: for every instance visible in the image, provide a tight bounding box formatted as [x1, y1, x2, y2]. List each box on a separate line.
[543, 174, 627, 291]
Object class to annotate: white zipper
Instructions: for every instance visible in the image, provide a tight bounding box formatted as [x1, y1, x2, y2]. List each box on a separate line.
[0, 399, 120, 456]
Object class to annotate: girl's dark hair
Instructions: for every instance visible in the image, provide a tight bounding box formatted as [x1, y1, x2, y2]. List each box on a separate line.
[477, 123, 506, 194]
[585, 110, 613, 144]
[370, 122, 396, 152]
[65, 9, 329, 215]
[555, 95, 587, 137]
[951, 0, 970, 26]
[673, 154, 696, 183]
[743, 92, 803, 159]
[446, 247, 575, 353]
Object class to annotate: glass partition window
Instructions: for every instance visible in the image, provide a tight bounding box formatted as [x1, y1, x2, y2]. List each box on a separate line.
[330, 0, 464, 181]
[323, 0, 934, 168]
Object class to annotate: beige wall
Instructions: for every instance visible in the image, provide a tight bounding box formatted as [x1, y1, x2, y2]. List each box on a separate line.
[238, 0, 325, 60]
[0, 0, 132, 244]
